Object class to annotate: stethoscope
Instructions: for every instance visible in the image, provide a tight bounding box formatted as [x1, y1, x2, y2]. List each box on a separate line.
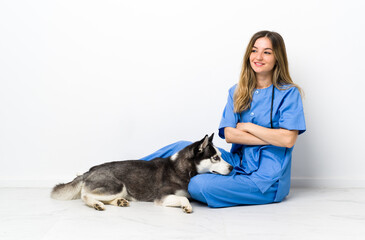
[270, 85, 274, 129]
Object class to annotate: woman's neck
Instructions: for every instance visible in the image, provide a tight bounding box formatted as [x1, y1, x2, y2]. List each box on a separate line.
[256, 73, 273, 89]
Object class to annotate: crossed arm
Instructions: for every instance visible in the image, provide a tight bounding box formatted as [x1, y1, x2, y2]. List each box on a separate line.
[224, 122, 298, 148]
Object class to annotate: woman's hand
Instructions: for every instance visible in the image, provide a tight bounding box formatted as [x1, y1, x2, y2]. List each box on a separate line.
[236, 122, 253, 132]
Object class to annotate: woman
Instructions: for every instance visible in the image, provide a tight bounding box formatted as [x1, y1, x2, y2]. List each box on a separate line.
[142, 31, 306, 207]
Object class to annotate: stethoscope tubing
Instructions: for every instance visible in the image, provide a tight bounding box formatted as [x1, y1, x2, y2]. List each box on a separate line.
[270, 85, 274, 129]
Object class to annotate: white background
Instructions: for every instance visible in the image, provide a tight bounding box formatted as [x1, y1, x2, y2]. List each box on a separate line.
[0, 0, 364, 187]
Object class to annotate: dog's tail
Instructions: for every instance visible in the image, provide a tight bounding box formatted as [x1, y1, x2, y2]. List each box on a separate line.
[51, 175, 83, 200]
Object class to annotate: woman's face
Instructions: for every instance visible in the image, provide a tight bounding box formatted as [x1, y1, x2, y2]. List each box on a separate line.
[249, 37, 276, 75]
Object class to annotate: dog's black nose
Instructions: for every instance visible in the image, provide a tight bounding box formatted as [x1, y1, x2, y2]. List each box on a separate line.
[229, 165, 233, 171]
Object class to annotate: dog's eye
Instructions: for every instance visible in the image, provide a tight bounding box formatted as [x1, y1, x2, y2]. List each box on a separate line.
[213, 156, 220, 161]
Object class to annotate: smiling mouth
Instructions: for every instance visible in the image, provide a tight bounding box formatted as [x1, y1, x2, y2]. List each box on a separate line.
[254, 62, 264, 67]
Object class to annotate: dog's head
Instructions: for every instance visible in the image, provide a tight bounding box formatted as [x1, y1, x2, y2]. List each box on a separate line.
[192, 134, 233, 175]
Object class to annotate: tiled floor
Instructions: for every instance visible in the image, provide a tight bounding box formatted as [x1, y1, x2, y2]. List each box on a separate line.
[1, 187, 364, 240]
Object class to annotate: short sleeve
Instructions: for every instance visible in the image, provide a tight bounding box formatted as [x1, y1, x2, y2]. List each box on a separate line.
[218, 85, 240, 139]
[278, 87, 306, 135]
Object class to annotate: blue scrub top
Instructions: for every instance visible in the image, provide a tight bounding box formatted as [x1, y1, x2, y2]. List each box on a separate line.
[218, 84, 306, 202]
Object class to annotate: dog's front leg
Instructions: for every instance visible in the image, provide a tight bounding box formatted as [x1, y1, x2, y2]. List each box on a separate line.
[157, 195, 193, 213]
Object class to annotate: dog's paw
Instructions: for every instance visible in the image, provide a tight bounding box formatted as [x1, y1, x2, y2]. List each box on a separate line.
[182, 205, 193, 214]
[94, 203, 105, 211]
[116, 198, 130, 207]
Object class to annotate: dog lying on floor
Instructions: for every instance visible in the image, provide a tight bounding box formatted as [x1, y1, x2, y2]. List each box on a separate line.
[51, 134, 232, 213]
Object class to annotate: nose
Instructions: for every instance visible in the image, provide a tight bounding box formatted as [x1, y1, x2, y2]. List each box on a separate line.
[256, 52, 263, 60]
[228, 165, 233, 172]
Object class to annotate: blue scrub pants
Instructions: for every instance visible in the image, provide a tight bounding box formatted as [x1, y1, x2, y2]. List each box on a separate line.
[141, 141, 278, 208]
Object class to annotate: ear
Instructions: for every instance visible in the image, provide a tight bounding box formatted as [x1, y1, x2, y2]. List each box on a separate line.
[208, 133, 214, 142]
[198, 135, 209, 152]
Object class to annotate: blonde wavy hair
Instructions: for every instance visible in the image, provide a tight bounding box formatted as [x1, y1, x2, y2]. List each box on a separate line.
[234, 31, 302, 113]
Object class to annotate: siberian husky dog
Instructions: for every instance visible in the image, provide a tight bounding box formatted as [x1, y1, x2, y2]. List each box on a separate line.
[51, 134, 232, 213]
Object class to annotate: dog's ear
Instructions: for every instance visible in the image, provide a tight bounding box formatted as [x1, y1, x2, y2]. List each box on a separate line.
[208, 133, 214, 142]
[198, 135, 209, 152]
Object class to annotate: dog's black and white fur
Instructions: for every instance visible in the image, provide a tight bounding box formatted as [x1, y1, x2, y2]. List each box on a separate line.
[51, 134, 232, 213]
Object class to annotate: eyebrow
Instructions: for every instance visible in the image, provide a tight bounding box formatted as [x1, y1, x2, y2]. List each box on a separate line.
[253, 46, 273, 50]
